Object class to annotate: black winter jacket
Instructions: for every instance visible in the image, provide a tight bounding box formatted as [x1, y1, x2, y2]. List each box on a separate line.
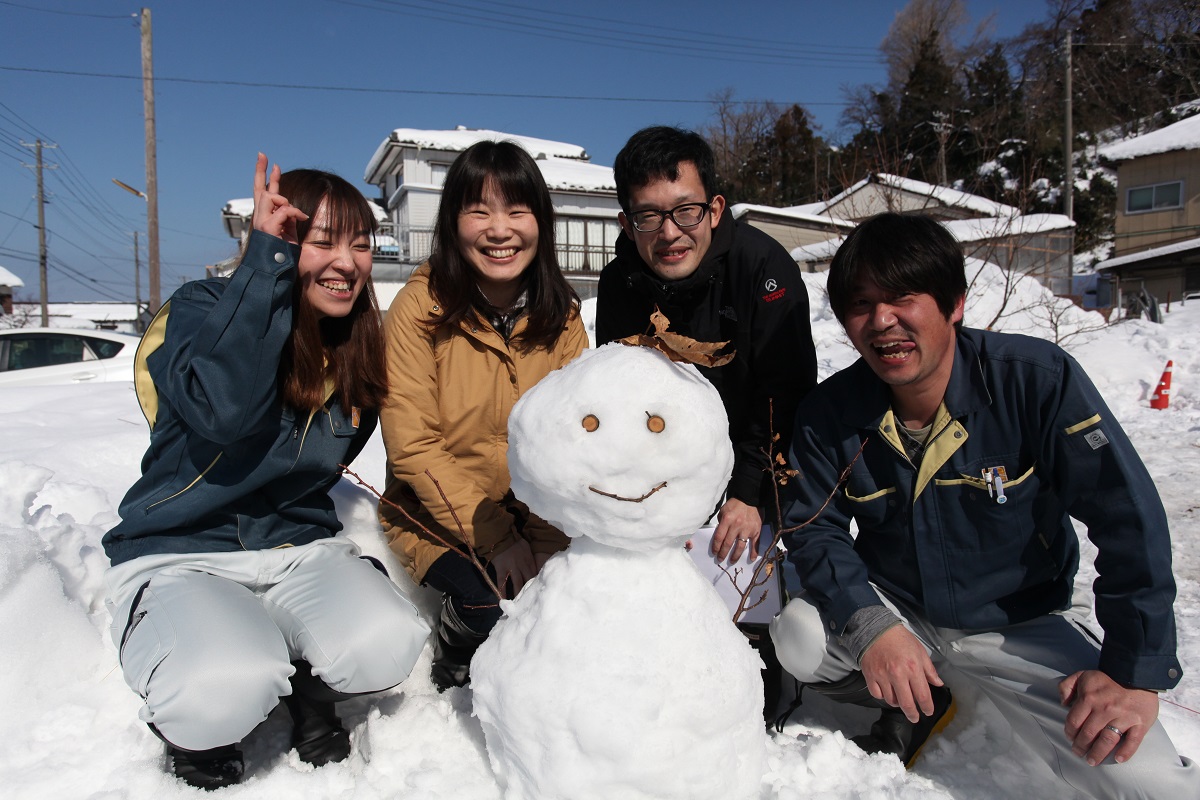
[596, 210, 817, 509]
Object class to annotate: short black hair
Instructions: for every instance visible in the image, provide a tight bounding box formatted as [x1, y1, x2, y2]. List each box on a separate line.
[827, 213, 967, 324]
[612, 126, 718, 213]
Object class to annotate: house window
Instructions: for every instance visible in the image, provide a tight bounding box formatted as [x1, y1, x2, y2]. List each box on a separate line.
[1126, 181, 1183, 213]
[430, 163, 450, 187]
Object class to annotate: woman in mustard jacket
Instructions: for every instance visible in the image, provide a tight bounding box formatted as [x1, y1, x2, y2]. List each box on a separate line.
[379, 140, 587, 690]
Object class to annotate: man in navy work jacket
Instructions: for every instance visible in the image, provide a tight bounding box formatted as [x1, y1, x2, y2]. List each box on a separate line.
[770, 212, 1195, 797]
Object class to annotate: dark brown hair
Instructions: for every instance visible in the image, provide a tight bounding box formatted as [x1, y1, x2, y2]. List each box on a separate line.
[827, 212, 967, 325]
[277, 168, 387, 412]
[426, 140, 577, 351]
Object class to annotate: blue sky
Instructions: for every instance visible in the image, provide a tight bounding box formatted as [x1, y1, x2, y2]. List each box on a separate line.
[0, 0, 1050, 303]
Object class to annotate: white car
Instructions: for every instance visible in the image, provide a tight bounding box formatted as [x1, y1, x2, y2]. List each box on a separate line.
[0, 328, 141, 387]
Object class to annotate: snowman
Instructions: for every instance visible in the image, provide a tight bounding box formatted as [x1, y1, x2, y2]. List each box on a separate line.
[471, 342, 767, 800]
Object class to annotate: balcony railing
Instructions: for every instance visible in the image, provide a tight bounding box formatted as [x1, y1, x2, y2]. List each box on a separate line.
[376, 221, 613, 275]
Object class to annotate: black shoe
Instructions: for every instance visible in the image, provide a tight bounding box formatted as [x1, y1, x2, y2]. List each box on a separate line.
[283, 692, 351, 767]
[167, 743, 244, 790]
[431, 597, 489, 692]
[851, 684, 956, 768]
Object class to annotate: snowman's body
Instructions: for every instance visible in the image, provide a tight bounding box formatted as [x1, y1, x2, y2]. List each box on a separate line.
[471, 344, 767, 800]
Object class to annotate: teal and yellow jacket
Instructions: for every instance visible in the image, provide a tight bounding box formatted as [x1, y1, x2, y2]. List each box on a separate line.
[103, 231, 376, 566]
[783, 326, 1181, 690]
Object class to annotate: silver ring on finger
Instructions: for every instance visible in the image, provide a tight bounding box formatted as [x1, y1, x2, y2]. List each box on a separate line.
[1105, 725, 1122, 736]
[737, 537, 751, 543]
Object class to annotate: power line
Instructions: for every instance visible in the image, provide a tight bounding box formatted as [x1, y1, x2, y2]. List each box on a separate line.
[0, 65, 852, 107]
[332, 0, 883, 68]
[0, 1, 133, 20]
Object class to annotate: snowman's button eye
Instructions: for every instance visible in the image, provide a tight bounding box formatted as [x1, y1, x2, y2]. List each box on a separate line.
[582, 414, 600, 432]
[646, 413, 665, 433]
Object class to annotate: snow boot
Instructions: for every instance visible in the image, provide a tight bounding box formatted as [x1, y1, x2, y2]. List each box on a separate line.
[804, 671, 956, 768]
[167, 743, 244, 790]
[741, 623, 784, 724]
[430, 596, 489, 692]
[284, 661, 351, 767]
[851, 683, 956, 768]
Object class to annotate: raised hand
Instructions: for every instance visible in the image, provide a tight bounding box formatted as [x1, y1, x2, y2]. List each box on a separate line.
[251, 152, 307, 244]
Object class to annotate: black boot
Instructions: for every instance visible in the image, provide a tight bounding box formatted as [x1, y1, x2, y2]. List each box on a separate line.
[430, 597, 489, 692]
[851, 683, 956, 768]
[167, 743, 244, 790]
[741, 624, 784, 724]
[806, 671, 956, 768]
[284, 662, 351, 767]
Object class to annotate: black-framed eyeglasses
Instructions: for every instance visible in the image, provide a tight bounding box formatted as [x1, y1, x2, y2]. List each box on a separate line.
[628, 202, 711, 233]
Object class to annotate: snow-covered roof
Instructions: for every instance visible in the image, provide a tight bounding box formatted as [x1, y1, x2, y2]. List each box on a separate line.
[943, 213, 1074, 242]
[782, 201, 830, 216]
[366, 126, 589, 183]
[1095, 236, 1200, 271]
[824, 173, 1020, 219]
[730, 203, 855, 230]
[13, 302, 144, 323]
[222, 197, 388, 222]
[790, 237, 844, 263]
[790, 213, 1073, 264]
[0, 264, 24, 288]
[1098, 113, 1200, 162]
[534, 157, 615, 193]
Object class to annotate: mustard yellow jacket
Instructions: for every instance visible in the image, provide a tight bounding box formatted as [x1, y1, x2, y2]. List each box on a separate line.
[379, 265, 588, 582]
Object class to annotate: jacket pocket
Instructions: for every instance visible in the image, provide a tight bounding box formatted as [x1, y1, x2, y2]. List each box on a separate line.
[144, 451, 223, 512]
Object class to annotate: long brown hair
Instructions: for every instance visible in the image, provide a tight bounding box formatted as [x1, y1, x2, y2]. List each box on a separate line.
[277, 169, 387, 412]
[426, 140, 577, 351]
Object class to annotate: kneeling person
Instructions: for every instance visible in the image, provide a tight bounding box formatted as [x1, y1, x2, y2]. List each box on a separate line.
[772, 213, 1195, 797]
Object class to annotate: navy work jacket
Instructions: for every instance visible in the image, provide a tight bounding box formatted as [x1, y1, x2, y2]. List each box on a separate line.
[103, 232, 376, 566]
[783, 327, 1181, 690]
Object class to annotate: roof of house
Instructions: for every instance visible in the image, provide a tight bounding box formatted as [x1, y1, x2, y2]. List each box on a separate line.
[0, 264, 24, 288]
[942, 213, 1074, 242]
[789, 213, 1074, 264]
[821, 173, 1021, 219]
[1097, 113, 1200, 162]
[1095, 236, 1200, 271]
[730, 203, 856, 231]
[365, 126, 590, 183]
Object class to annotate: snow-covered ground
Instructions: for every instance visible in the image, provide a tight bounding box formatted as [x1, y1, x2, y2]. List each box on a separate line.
[2, 264, 1197, 798]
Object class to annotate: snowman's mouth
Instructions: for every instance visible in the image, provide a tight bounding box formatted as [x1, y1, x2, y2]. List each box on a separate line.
[588, 481, 668, 503]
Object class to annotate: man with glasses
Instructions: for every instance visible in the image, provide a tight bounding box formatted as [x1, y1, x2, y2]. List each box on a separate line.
[596, 127, 817, 716]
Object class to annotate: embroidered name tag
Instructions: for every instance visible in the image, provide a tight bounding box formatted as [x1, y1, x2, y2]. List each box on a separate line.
[1084, 429, 1110, 449]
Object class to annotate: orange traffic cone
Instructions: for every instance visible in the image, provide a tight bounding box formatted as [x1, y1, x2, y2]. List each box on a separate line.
[1150, 360, 1173, 409]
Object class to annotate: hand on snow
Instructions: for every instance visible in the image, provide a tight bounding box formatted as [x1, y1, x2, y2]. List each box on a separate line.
[711, 498, 761, 564]
[1060, 669, 1159, 765]
[489, 538, 537, 599]
[252, 152, 308, 244]
[860, 625, 943, 723]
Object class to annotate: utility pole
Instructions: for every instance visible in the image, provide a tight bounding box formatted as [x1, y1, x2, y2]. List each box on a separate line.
[1063, 31, 1074, 221]
[21, 139, 57, 327]
[141, 7, 161, 312]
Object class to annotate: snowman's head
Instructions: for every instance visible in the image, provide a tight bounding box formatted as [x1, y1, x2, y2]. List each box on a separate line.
[507, 343, 734, 550]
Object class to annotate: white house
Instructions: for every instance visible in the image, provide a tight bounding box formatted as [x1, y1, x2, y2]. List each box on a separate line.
[0, 264, 24, 317]
[363, 126, 620, 294]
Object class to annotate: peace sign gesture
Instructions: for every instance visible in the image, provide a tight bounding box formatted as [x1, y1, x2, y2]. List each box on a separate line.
[251, 153, 308, 244]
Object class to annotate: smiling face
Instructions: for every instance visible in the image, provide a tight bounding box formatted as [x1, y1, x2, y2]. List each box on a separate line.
[507, 344, 733, 551]
[297, 199, 373, 319]
[457, 179, 539, 306]
[843, 279, 963, 421]
[619, 161, 725, 282]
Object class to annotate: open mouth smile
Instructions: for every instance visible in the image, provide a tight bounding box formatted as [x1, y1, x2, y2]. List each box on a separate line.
[872, 341, 915, 361]
[588, 481, 668, 503]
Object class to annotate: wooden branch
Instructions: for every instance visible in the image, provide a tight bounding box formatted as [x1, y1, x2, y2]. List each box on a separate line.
[339, 465, 503, 601]
[729, 399, 868, 624]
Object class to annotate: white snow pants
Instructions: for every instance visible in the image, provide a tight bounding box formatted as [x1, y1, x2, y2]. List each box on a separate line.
[771, 591, 1198, 800]
[105, 537, 430, 751]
